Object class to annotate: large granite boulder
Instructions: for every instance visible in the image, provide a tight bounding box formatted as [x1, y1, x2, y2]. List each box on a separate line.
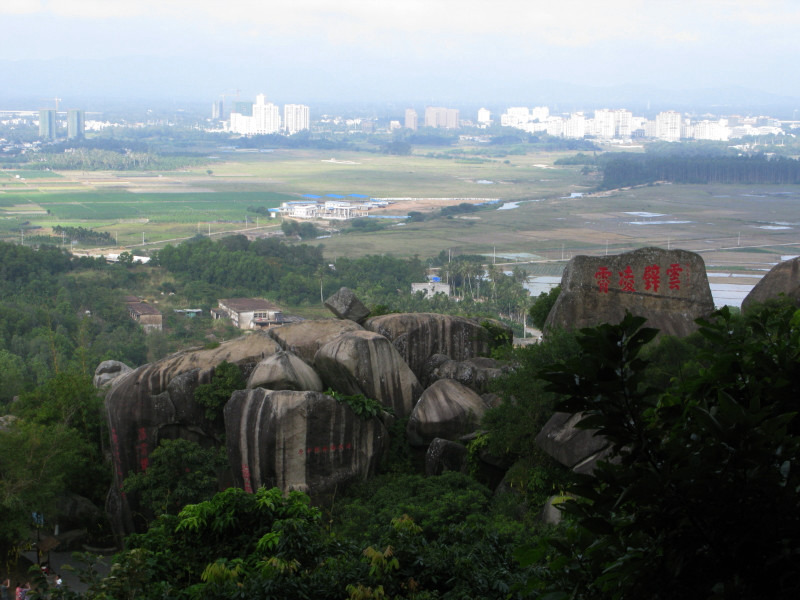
[268, 319, 364, 365]
[364, 313, 491, 382]
[104, 332, 281, 539]
[535, 412, 611, 475]
[545, 247, 714, 337]
[422, 354, 510, 393]
[247, 351, 323, 392]
[324, 287, 371, 323]
[314, 330, 422, 417]
[406, 379, 487, 447]
[741, 257, 800, 313]
[224, 388, 388, 496]
[93, 360, 133, 390]
[425, 438, 468, 476]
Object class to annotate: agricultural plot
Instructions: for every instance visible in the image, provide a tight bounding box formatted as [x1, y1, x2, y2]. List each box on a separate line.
[0, 150, 797, 290]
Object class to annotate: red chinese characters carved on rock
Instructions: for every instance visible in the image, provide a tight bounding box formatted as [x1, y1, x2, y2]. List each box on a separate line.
[136, 427, 149, 472]
[300, 443, 352, 455]
[594, 263, 686, 293]
[644, 264, 661, 293]
[667, 263, 683, 290]
[618, 265, 635, 292]
[241, 463, 253, 493]
[594, 266, 612, 293]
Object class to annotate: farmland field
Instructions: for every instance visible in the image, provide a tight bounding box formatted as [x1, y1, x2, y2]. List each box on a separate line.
[1, 148, 798, 292]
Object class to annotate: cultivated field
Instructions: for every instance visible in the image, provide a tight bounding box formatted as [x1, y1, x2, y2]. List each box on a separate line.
[1, 148, 799, 289]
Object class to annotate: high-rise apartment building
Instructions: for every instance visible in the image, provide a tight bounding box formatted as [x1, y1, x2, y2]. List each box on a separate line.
[67, 109, 85, 139]
[424, 106, 459, 129]
[39, 109, 56, 140]
[212, 100, 223, 120]
[477, 108, 491, 126]
[655, 110, 682, 142]
[252, 94, 281, 134]
[594, 109, 617, 139]
[405, 108, 418, 130]
[283, 104, 310, 135]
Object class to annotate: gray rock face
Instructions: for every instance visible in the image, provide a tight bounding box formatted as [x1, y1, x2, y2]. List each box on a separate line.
[324, 287, 371, 323]
[103, 332, 281, 539]
[224, 388, 388, 496]
[268, 319, 364, 365]
[93, 360, 133, 389]
[314, 330, 422, 417]
[545, 247, 714, 337]
[406, 379, 487, 447]
[535, 412, 610, 474]
[741, 257, 800, 313]
[365, 313, 491, 382]
[247, 351, 323, 392]
[423, 354, 510, 393]
[425, 438, 468, 476]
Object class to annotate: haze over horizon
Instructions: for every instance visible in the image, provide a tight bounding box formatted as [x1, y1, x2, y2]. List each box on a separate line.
[3, 0, 800, 113]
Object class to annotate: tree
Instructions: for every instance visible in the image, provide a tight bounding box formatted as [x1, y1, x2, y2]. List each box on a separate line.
[122, 439, 227, 519]
[528, 285, 560, 330]
[523, 305, 800, 599]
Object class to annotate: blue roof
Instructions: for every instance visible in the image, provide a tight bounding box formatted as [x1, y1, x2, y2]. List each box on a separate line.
[301, 194, 321, 199]
[325, 193, 345, 198]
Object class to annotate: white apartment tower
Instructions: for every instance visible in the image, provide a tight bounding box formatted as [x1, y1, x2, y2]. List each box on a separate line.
[424, 107, 459, 129]
[594, 109, 617, 139]
[284, 104, 310, 135]
[252, 94, 281, 134]
[655, 110, 682, 142]
[477, 107, 491, 126]
[405, 108, 418, 130]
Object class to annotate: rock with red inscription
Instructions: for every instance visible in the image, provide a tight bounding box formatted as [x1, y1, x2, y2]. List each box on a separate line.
[103, 332, 281, 541]
[741, 257, 800, 313]
[364, 313, 491, 382]
[246, 351, 324, 392]
[268, 319, 364, 365]
[224, 388, 388, 497]
[544, 247, 714, 337]
[314, 330, 422, 417]
[406, 379, 487, 447]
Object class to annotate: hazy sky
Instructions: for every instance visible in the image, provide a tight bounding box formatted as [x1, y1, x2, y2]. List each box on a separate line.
[3, 0, 800, 106]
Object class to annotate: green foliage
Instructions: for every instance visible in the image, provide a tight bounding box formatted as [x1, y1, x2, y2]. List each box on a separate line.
[324, 388, 385, 420]
[193, 361, 245, 424]
[528, 285, 560, 330]
[480, 319, 512, 352]
[122, 439, 227, 518]
[484, 328, 580, 460]
[281, 219, 320, 240]
[525, 305, 800, 599]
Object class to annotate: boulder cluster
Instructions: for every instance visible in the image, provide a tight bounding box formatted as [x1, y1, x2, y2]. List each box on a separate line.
[100, 289, 511, 539]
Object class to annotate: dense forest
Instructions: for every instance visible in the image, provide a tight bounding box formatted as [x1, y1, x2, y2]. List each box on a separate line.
[2, 234, 798, 599]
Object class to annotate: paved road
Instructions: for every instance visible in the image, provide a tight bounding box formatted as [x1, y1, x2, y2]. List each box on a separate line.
[22, 550, 111, 595]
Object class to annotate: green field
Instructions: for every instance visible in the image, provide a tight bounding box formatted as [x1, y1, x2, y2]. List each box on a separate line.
[0, 148, 798, 277]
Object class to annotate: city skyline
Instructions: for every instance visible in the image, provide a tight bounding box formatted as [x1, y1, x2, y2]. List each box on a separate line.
[2, 1, 800, 109]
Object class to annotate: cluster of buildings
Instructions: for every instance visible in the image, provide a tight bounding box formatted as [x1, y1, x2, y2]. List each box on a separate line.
[279, 198, 391, 220]
[37, 108, 86, 140]
[404, 107, 460, 130]
[222, 94, 310, 136]
[489, 106, 784, 142]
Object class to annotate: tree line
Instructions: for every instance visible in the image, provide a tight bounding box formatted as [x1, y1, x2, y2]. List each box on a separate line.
[600, 154, 800, 188]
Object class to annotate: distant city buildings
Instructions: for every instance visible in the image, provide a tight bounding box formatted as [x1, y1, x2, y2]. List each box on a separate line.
[284, 104, 310, 135]
[424, 106, 459, 129]
[38, 109, 56, 139]
[405, 108, 418, 130]
[228, 94, 310, 136]
[477, 107, 491, 127]
[67, 109, 85, 139]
